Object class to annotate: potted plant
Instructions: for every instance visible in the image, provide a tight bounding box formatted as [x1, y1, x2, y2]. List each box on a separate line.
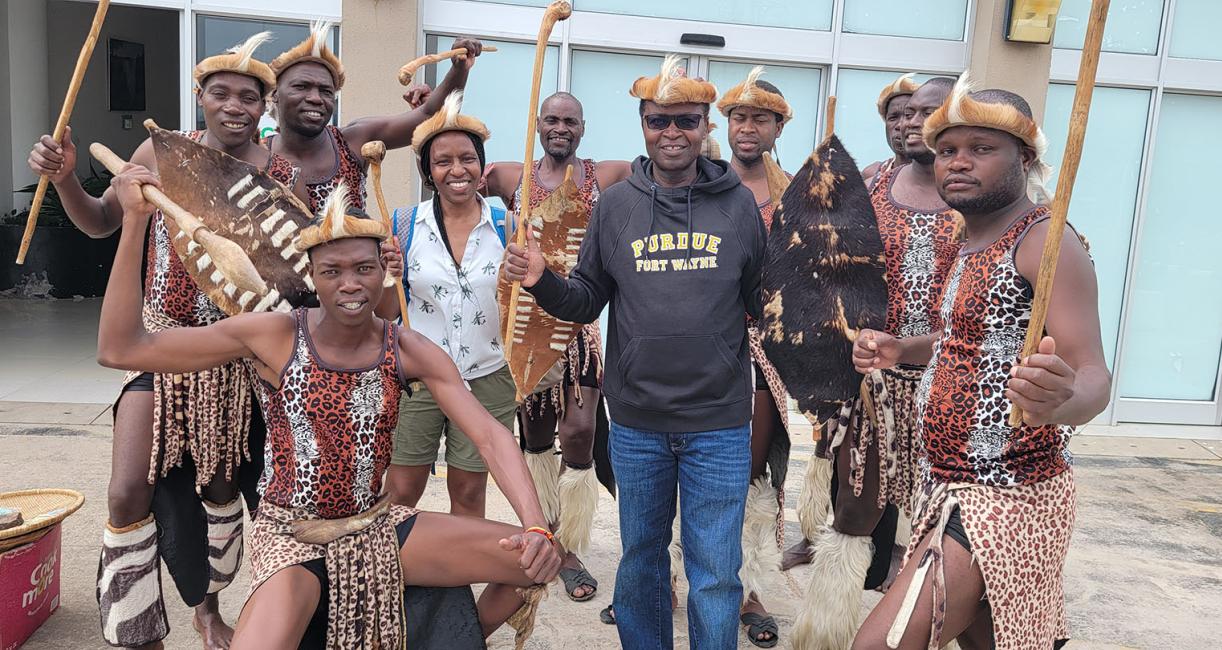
[1, 166, 119, 298]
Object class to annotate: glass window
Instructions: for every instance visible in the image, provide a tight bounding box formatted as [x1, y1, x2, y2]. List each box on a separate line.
[195, 15, 338, 132]
[578, 0, 833, 31]
[424, 35, 559, 208]
[832, 69, 949, 175]
[1168, 0, 1222, 61]
[841, 0, 969, 41]
[706, 61, 823, 172]
[1053, 0, 1162, 55]
[468, 0, 549, 5]
[1118, 93, 1222, 401]
[568, 50, 674, 164]
[1042, 84, 1150, 371]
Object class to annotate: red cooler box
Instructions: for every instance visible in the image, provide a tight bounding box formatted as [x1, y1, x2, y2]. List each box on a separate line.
[0, 524, 62, 650]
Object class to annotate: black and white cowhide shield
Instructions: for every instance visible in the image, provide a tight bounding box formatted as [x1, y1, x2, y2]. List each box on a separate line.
[760, 134, 887, 430]
[150, 125, 316, 316]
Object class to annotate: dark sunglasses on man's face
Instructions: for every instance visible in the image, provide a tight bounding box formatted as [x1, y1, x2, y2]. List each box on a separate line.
[643, 113, 704, 131]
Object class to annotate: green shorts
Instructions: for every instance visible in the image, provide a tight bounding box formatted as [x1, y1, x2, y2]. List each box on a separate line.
[391, 364, 518, 472]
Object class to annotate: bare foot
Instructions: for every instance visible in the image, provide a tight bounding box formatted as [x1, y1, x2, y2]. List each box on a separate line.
[874, 543, 906, 593]
[781, 538, 814, 571]
[192, 595, 234, 650]
[739, 593, 777, 646]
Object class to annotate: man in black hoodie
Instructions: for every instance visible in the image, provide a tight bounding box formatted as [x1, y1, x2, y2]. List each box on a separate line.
[505, 55, 766, 649]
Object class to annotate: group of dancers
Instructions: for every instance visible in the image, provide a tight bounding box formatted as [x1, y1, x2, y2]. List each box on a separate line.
[25, 17, 1109, 650]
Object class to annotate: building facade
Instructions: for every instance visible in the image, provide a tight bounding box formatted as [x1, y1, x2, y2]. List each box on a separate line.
[2, 0, 1220, 433]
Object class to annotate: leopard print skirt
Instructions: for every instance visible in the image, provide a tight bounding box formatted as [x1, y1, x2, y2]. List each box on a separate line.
[247, 501, 419, 648]
[899, 469, 1075, 650]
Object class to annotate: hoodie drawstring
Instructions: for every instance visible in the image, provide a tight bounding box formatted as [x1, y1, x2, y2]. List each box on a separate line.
[644, 185, 659, 261]
[685, 187, 693, 265]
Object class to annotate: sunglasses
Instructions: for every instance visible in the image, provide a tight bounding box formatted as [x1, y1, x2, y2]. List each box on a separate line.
[643, 113, 704, 131]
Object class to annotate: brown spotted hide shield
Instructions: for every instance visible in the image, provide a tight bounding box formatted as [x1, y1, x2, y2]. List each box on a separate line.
[497, 170, 589, 398]
[760, 134, 887, 430]
[150, 125, 315, 316]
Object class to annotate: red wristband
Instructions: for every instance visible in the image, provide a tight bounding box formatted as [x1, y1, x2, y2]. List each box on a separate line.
[524, 526, 554, 543]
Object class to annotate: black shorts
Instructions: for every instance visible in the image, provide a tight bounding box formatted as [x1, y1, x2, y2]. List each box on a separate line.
[123, 372, 155, 392]
[944, 506, 971, 553]
[296, 515, 485, 649]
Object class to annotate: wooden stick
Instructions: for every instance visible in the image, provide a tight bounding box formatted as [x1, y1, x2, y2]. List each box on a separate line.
[1009, 0, 1110, 427]
[502, 1, 573, 361]
[360, 141, 412, 328]
[90, 143, 268, 295]
[16, 0, 111, 264]
[824, 95, 837, 140]
[397, 45, 499, 86]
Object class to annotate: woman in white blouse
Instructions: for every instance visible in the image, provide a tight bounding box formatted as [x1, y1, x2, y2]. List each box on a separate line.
[382, 94, 517, 518]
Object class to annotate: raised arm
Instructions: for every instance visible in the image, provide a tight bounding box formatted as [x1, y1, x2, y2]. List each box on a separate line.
[481, 161, 524, 205]
[507, 201, 614, 324]
[27, 131, 154, 238]
[1009, 221, 1111, 426]
[399, 330, 550, 531]
[341, 37, 484, 153]
[96, 165, 291, 374]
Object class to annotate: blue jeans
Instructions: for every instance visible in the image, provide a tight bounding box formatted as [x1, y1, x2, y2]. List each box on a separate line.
[609, 421, 751, 650]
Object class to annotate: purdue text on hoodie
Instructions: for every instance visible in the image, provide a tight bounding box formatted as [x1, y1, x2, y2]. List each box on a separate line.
[528, 155, 766, 433]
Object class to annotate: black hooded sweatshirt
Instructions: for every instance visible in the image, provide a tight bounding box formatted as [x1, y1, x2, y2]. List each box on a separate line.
[528, 155, 766, 433]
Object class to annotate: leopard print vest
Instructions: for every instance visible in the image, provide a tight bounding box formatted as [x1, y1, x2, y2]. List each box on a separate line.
[256, 309, 405, 517]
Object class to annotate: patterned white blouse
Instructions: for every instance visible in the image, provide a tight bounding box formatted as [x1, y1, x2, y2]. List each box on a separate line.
[395, 197, 507, 380]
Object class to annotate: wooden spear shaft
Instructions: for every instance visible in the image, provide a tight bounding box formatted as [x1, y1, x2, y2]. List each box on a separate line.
[824, 95, 837, 139]
[16, 0, 111, 264]
[502, 1, 572, 360]
[1009, 0, 1110, 427]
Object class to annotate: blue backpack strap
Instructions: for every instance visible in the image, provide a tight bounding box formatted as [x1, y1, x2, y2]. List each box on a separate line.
[491, 206, 508, 246]
[392, 206, 418, 301]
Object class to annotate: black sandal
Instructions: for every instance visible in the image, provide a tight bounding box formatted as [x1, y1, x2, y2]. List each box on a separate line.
[599, 605, 616, 625]
[740, 612, 779, 648]
[559, 566, 598, 602]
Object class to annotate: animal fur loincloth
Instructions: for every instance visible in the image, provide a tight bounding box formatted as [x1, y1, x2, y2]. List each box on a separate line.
[247, 501, 418, 648]
[820, 365, 925, 517]
[894, 470, 1075, 650]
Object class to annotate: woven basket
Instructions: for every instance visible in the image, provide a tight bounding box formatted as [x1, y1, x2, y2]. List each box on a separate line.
[0, 489, 85, 551]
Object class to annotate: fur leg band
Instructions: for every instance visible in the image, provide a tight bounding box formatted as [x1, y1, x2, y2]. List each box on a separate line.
[557, 465, 598, 555]
[798, 454, 834, 543]
[203, 498, 243, 594]
[791, 529, 873, 650]
[98, 516, 170, 647]
[525, 448, 561, 527]
[740, 477, 782, 603]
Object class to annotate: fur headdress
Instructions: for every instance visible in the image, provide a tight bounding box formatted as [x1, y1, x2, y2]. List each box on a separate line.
[193, 32, 277, 95]
[410, 91, 491, 153]
[630, 54, 718, 106]
[876, 72, 920, 117]
[270, 21, 345, 89]
[922, 74, 1053, 203]
[716, 66, 792, 123]
[297, 183, 387, 251]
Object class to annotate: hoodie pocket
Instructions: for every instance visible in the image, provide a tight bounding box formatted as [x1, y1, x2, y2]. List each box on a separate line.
[616, 335, 742, 412]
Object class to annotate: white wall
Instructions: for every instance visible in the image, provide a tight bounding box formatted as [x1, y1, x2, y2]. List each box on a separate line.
[7, 0, 49, 210]
[46, 1, 179, 182]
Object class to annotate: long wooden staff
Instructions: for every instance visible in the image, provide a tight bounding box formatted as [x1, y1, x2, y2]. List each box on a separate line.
[502, 0, 573, 360]
[1009, 0, 1110, 426]
[824, 95, 837, 140]
[398, 46, 499, 86]
[90, 143, 268, 295]
[16, 0, 111, 264]
[360, 141, 412, 327]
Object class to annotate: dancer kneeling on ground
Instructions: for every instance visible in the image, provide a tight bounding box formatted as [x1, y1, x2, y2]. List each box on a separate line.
[97, 168, 562, 649]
